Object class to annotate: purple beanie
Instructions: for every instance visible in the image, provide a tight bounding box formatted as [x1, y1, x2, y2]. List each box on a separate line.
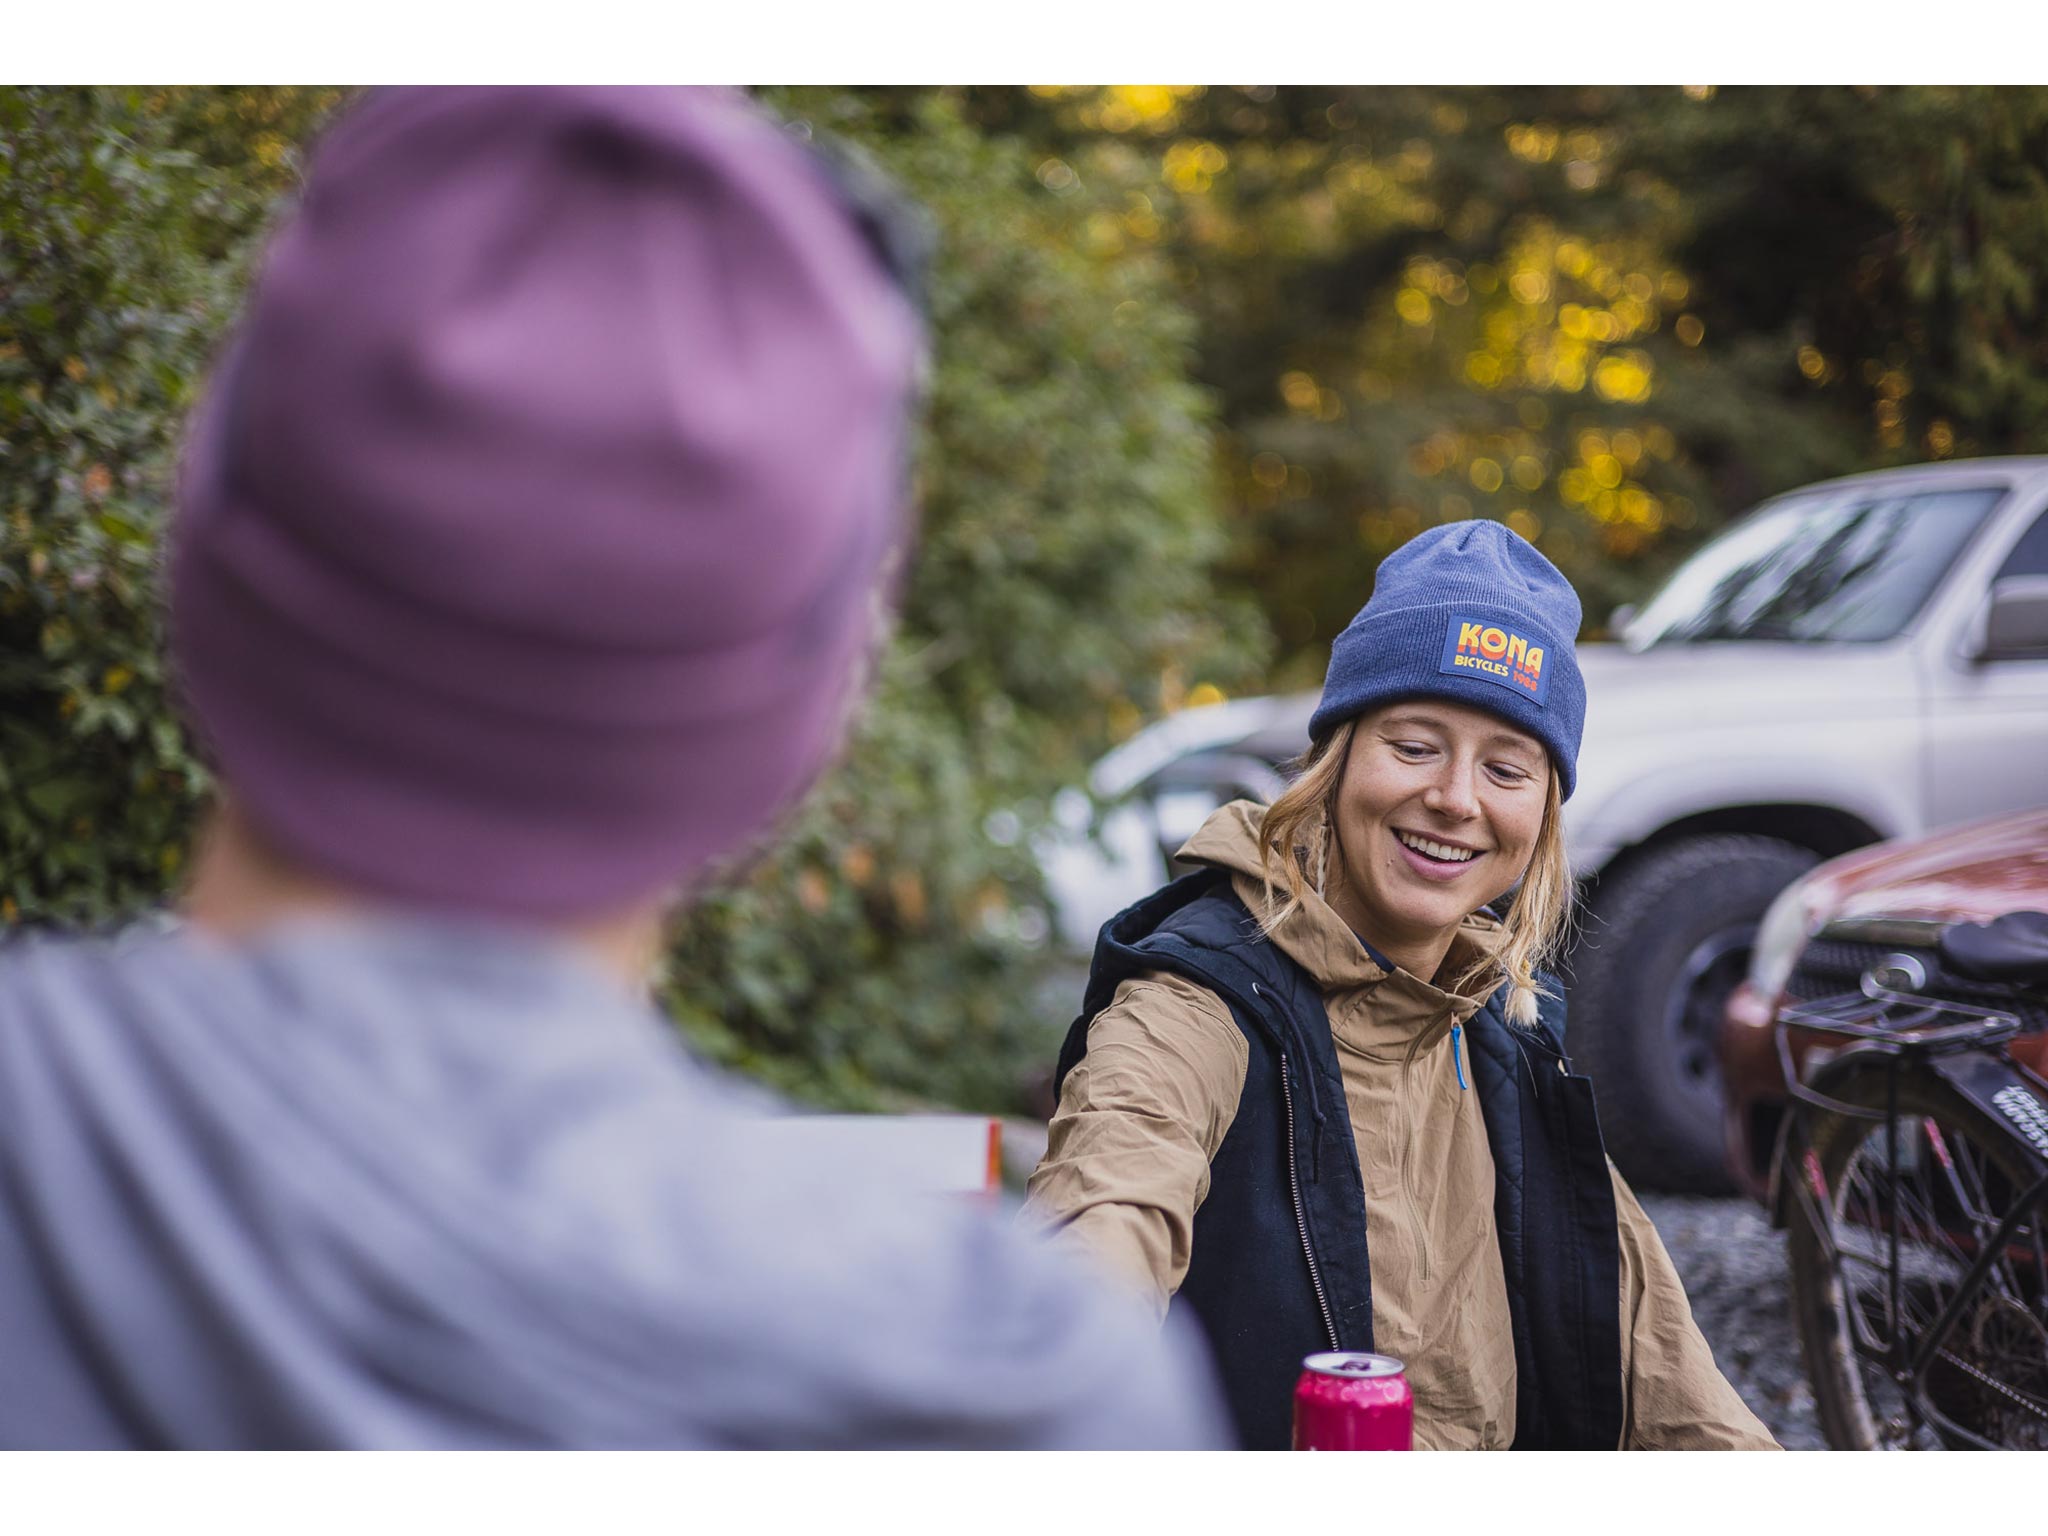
[169, 87, 922, 918]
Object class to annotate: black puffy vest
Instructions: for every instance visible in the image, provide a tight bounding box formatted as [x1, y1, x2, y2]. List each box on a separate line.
[1053, 868, 1624, 1451]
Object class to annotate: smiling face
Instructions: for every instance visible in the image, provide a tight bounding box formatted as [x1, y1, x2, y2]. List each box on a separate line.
[1322, 699, 1551, 981]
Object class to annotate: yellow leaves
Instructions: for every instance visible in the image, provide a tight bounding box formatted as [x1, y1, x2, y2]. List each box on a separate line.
[1464, 353, 1503, 387]
[1403, 257, 1469, 306]
[1593, 351, 1653, 404]
[1468, 458, 1504, 494]
[1115, 86, 1183, 121]
[63, 357, 88, 382]
[1279, 371, 1321, 412]
[1096, 86, 1201, 134]
[1185, 682, 1227, 709]
[1675, 314, 1705, 347]
[1250, 452, 1288, 488]
[101, 665, 134, 695]
[1797, 345, 1827, 381]
[1507, 269, 1550, 305]
[1928, 419, 1955, 457]
[1505, 123, 1560, 163]
[1506, 509, 1543, 542]
[1510, 454, 1546, 491]
[1618, 488, 1658, 529]
[1163, 139, 1227, 193]
[1395, 288, 1434, 327]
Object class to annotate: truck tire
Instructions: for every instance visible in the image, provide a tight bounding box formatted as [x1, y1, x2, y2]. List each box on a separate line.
[1569, 834, 1820, 1194]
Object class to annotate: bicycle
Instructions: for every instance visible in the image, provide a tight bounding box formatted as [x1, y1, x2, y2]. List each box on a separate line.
[1774, 910, 2048, 1450]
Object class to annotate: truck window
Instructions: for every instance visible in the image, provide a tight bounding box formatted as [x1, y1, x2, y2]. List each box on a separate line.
[1995, 509, 2048, 580]
[1626, 485, 2006, 647]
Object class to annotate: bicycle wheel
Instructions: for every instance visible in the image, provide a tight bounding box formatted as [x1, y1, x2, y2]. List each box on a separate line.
[1787, 1065, 2048, 1450]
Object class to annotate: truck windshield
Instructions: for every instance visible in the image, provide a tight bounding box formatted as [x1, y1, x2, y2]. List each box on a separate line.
[1626, 485, 2006, 647]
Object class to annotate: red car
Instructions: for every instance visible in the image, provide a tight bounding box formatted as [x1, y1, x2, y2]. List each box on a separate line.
[1718, 807, 2048, 1205]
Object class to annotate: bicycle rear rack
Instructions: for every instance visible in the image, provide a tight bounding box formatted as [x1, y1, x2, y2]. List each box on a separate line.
[1776, 988, 2020, 1122]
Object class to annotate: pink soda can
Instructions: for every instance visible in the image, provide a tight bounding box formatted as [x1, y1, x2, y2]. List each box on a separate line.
[1291, 1352, 1414, 1450]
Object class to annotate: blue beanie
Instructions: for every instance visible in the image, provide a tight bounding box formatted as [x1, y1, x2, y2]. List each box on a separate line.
[1308, 520, 1587, 798]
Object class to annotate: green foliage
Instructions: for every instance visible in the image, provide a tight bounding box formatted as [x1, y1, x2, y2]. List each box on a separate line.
[954, 86, 2048, 675]
[3, 90, 248, 921]
[665, 91, 1263, 1108]
[25, 82, 2044, 1109]
[0, 86, 1258, 1114]
[2, 89, 352, 923]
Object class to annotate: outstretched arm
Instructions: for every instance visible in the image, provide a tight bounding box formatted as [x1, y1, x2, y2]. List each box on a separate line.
[1023, 971, 1249, 1316]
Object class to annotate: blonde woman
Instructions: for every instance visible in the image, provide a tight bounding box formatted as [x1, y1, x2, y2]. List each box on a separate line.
[1026, 521, 1777, 1450]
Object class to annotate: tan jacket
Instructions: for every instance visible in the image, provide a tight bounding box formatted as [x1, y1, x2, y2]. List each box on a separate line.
[1025, 800, 1778, 1450]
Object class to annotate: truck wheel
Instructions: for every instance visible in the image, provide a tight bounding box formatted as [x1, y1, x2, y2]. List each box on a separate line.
[1569, 834, 1819, 1194]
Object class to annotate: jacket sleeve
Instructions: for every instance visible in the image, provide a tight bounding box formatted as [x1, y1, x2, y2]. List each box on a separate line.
[1022, 971, 1249, 1318]
[1611, 1163, 1782, 1449]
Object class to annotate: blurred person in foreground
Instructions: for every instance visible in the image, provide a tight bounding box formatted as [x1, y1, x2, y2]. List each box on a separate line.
[0, 87, 1227, 1450]
[1026, 522, 1777, 1450]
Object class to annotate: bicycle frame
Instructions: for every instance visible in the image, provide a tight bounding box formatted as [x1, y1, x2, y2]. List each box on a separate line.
[1773, 987, 2048, 1449]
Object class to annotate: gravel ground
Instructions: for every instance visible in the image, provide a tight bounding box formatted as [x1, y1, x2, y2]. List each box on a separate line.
[1636, 1192, 1825, 1449]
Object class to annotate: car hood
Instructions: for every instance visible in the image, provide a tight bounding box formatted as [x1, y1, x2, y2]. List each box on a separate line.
[1576, 639, 1917, 738]
[1800, 808, 2048, 927]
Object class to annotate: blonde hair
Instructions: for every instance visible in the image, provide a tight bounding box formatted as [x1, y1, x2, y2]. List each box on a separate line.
[1255, 718, 1574, 1027]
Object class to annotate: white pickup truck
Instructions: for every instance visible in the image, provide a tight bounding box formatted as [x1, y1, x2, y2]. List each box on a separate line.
[1041, 457, 2048, 1189]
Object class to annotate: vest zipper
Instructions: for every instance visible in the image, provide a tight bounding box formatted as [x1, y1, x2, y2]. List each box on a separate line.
[1278, 1052, 1340, 1352]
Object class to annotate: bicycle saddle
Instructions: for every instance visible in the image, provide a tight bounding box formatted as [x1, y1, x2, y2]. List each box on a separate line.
[1938, 910, 2048, 985]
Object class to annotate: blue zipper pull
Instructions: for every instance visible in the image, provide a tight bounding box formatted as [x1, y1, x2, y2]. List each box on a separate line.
[1451, 1023, 1468, 1091]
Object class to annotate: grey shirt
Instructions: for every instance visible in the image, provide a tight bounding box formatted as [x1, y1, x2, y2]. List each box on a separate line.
[0, 918, 1227, 1448]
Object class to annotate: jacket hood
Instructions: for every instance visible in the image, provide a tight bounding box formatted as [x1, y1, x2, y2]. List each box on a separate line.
[1177, 799, 1503, 1034]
